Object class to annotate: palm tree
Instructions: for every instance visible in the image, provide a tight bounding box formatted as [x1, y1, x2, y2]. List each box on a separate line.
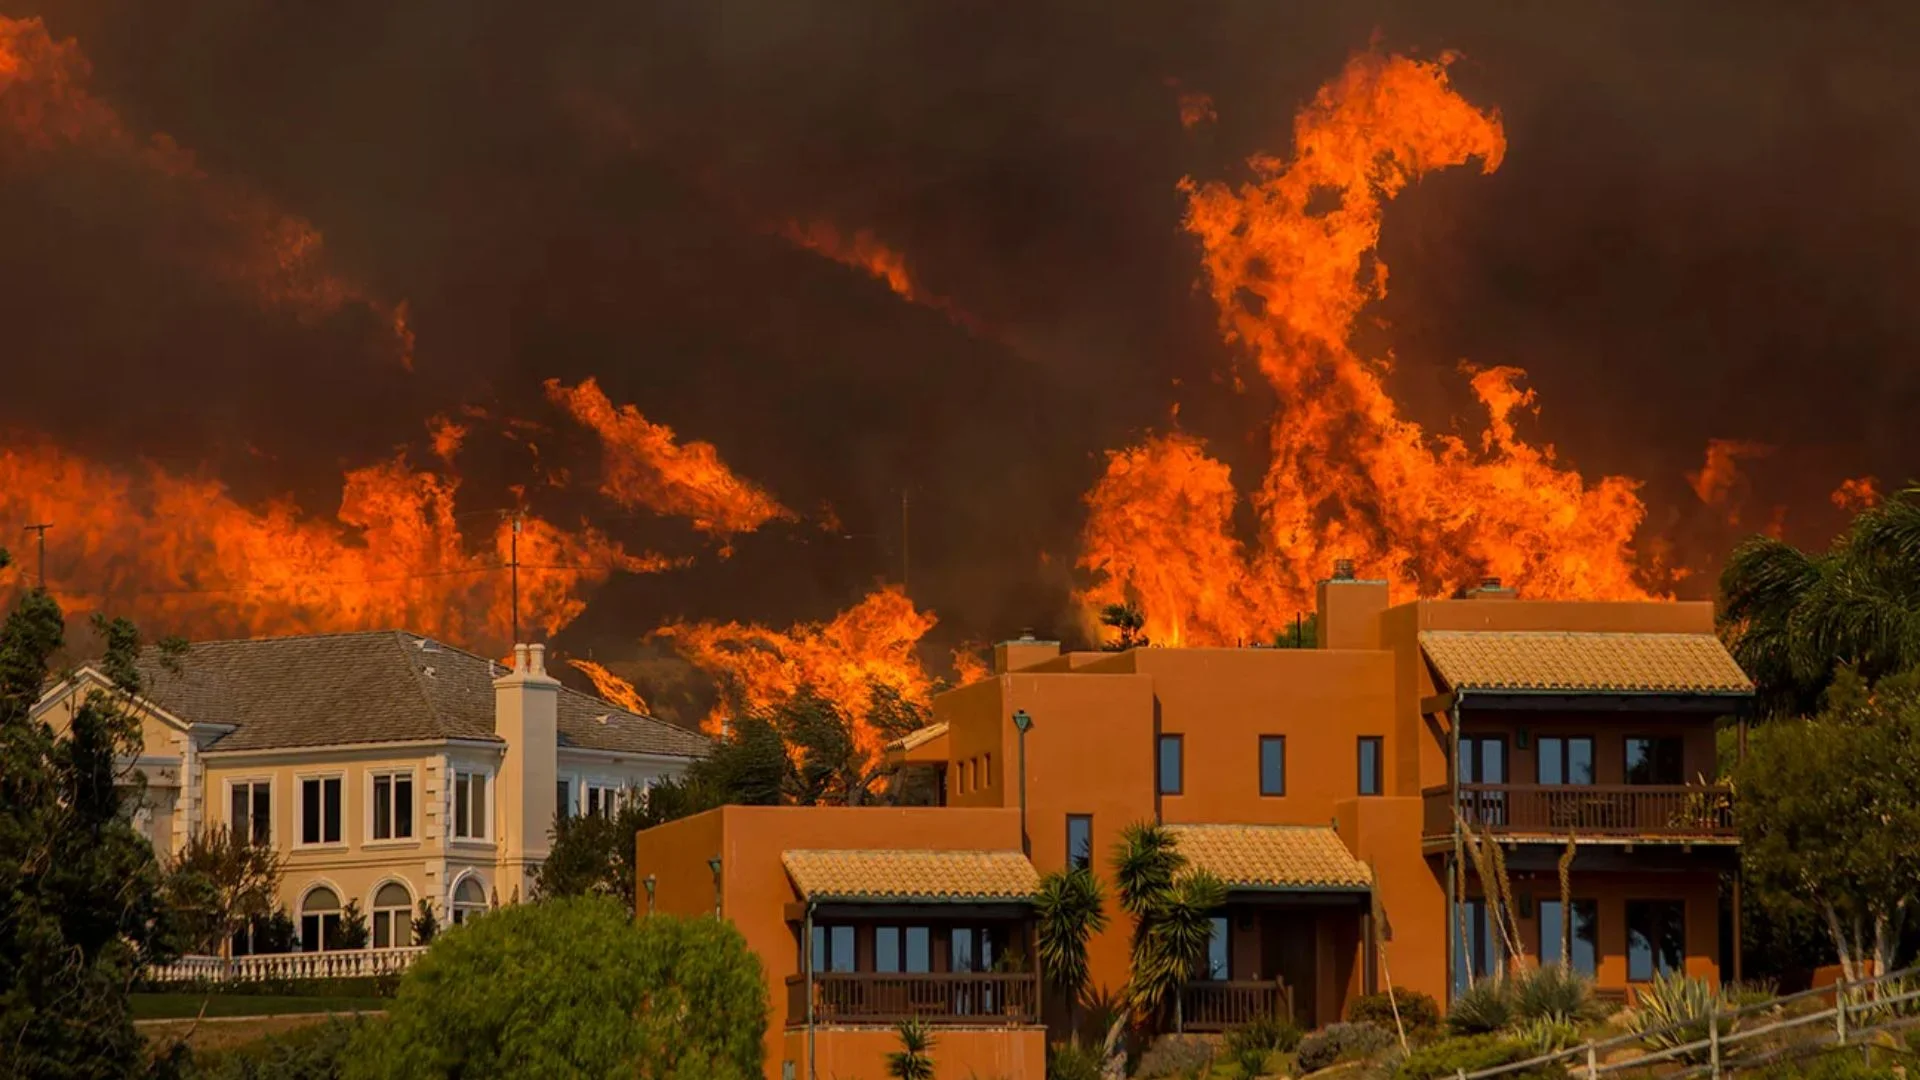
[885, 1017, 936, 1080]
[1099, 822, 1227, 1059]
[1721, 487, 1920, 719]
[1036, 867, 1110, 1034]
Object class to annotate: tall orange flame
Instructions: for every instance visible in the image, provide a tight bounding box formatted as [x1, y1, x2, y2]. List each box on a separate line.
[782, 220, 921, 302]
[1080, 51, 1657, 646]
[545, 378, 794, 537]
[567, 658, 651, 715]
[1687, 439, 1770, 524]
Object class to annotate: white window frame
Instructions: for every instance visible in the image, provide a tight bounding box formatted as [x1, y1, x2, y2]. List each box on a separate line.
[582, 778, 625, 819]
[225, 776, 274, 847]
[365, 767, 419, 846]
[449, 767, 493, 842]
[369, 878, 415, 949]
[295, 771, 347, 849]
[449, 872, 490, 925]
[556, 775, 577, 819]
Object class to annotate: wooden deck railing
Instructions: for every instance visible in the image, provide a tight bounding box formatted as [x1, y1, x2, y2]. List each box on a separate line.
[146, 946, 428, 983]
[1422, 784, 1736, 839]
[786, 972, 1040, 1026]
[1178, 980, 1291, 1032]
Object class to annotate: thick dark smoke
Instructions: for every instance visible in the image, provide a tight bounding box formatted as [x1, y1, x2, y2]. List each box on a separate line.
[3, 0, 1919, 685]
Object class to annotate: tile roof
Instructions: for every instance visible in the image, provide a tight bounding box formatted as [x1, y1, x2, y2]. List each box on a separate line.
[782, 849, 1039, 903]
[1165, 824, 1372, 891]
[1419, 631, 1754, 695]
[129, 630, 709, 757]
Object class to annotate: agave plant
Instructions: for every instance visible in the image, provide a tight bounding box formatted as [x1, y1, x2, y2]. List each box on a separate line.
[886, 1017, 937, 1080]
[1513, 964, 1599, 1024]
[1631, 972, 1732, 1063]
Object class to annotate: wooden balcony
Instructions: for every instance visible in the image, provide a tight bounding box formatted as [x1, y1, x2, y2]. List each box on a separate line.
[786, 972, 1041, 1026]
[1178, 979, 1292, 1032]
[1422, 783, 1737, 841]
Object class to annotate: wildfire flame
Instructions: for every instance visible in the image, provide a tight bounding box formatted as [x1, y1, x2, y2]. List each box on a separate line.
[1177, 90, 1217, 129]
[0, 16, 413, 365]
[654, 585, 942, 760]
[1080, 51, 1657, 647]
[545, 378, 794, 537]
[1832, 476, 1882, 512]
[1687, 439, 1770, 524]
[779, 219, 980, 331]
[567, 658, 651, 716]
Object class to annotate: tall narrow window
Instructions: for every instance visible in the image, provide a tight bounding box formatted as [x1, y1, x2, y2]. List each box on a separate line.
[371, 881, 413, 948]
[1158, 734, 1184, 796]
[230, 780, 271, 846]
[299, 776, 342, 845]
[300, 886, 342, 952]
[810, 924, 856, 973]
[1259, 736, 1286, 796]
[904, 926, 932, 973]
[1357, 736, 1384, 796]
[370, 772, 414, 840]
[875, 926, 902, 973]
[555, 778, 573, 819]
[1204, 916, 1229, 979]
[982, 753, 993, 789]
[1626, 900, 1686, 980]
[452, 771, 488, 840]
[1452, 898, 1502, 993]
[1066, 814, 1093, 870]
[1539, 737, 1596, 785]
[1539, 899, 1599, 976]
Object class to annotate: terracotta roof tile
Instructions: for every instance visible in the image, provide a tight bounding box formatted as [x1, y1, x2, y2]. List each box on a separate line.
[782, 849, 1038, 902]
[1420, 631, 1753, 695]
[1166, 825, 1372, 891]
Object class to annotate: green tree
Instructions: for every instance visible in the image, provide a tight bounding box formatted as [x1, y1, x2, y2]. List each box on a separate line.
[1099, 823, 1226, 1057]
[162, 825, 285, 957]
[410, 898, 439, 945]
[345, 896, 765, 1078]
[1099, 603, 1150, 651]
[886, 1018, 937, 1080]
[1035, 866, 1109, 1034]
[0, 584, 179, 1078]
[1720, 487, 1920, 719]
[334, 899, 371, 950]
[1736, 667, 1920, 980]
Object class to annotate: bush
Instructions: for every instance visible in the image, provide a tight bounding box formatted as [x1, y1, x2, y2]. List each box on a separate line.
[1350, 988, 1443, 1032]
[1630, 971, 1729, 1061]
[1513, 966, 1597, 1024]
[1296, 1022, 1393, 1073]
[1448, 979, 1517, 1034]
[1723, 978, 1780, 1009]
[1392, 1034, 1541, 1080]
[1754, 1050, 1903, 1080]
[1046, 1041, 1104, 1080]
[1136, 1034, 1218, 1078]
[343, 897, 766, 1078]
[186, 1017, 364, 1079]
[1511, 1016, 1581, 1055]
[1227, 1015, 1303, 1055]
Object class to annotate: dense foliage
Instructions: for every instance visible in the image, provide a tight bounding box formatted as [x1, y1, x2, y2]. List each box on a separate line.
[1349, 987, 1442, 1032]
[1044, 1041, 1104, 1080]
[1392, 1034, 1535, 1080]
[1034, 866, 1108, 1028]
[344, 896, 765, 1078]
[0, 581, 180, 1080]
[1447, 979, 1517, 1034]
[162, 826, 285, 957]
[183, 1017, 364, 1080]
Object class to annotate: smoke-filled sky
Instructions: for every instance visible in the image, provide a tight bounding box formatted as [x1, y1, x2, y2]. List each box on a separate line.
[4, 0, 1919, 676]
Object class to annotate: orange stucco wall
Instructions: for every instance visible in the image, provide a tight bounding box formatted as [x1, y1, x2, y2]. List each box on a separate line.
[787, 1026, 1046, 1080]
[1483, 872, 1723, 987]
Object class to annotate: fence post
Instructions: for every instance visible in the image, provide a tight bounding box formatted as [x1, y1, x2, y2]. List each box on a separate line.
[1709, 1009, 1721, 1080]
[1586, 1042, 1598, 1080]
[1836, 974, 1849, 1045]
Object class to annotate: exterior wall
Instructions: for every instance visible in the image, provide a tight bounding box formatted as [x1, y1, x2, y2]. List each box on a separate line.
[1457, 714, 1720, 786]
[785, 1026, 1045, 1080]
[1336, 796, 1449, 1005]
[634, 804, 1028, 1080]
[1483, 871, 1723, 991]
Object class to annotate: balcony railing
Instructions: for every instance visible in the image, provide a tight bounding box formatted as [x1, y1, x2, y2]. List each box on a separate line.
[1422, 783, 1737, 839]
[145, 946, 428, 984]
[786, 972, 1041, 1026]
[1178, 979, 1291, 1032]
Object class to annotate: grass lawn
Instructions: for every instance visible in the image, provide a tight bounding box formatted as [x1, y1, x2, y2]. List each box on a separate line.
[132, 993, 387, 1020]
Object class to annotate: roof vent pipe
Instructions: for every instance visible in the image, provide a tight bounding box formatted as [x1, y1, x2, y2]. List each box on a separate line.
[1332, 559, 1356, 581]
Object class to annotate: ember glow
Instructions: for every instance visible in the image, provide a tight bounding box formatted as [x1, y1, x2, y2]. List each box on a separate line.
[1080, 51, 1656, 647]
[782, 220, 920, 302]
[1688, 439, 1771, 523]
[545, 378, 794, 538]
[1832, 476, 1883, 512]
[567, 658, 651, 716]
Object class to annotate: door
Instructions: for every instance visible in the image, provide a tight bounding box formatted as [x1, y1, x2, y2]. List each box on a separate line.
[1458, 735, 1508, 826]
[1266, 912, 1317, 1027]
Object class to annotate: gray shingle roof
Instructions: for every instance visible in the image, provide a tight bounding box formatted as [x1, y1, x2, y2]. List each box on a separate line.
[131, 630, 708, 758]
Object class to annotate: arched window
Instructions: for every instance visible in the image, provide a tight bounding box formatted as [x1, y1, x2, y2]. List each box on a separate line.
[451, 876, 489, 925]
[300, 886, 342, 952]
[372, 881, 413, 948]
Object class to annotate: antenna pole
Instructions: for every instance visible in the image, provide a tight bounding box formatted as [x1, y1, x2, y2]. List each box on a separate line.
[23, 524, 50, 590]
[901, 489, 910, 591]
[508, 515, 522, 646]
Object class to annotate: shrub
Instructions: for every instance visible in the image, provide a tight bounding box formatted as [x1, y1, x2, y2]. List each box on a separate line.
[1045, 1041, 1104, 1080]
[1513, 966, 1597, 1024]
[343, 897, 765, 1078]
[187, 1016, 364, 1079]
[1295, 1022, 1394, 1073]
[1234, 1044, 1271, 1078]
[1630, 972, 1729, 1063]
[1392, 1034, 1540, 1080]
[887, 1017, 937, 1080]
[1723, 978, 1780, 1009]
[1135, 1034, 1218, 1078]
[1448, 979, 1517, 1034]
[1227, 1014, 1303, 1055]
[1350, 988, 1443, 1032]
[1512, 1016, 1582, 1055]
[1755, 1050, 1903, 1080]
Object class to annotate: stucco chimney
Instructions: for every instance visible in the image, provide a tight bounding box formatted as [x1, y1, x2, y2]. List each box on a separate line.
[993, 632, 1060, 674]
[494, 641, 559, 900]
[1315, 561, 1389, 650]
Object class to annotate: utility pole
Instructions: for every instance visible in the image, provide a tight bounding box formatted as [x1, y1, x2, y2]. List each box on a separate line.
[900, 489, 910, 591]
[23, 523, 50, 589]
[507, 515, 522, 646]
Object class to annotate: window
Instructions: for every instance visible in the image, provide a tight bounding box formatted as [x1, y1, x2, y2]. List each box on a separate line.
[1452, 898, 1503, 993]
[370, 771, 414, 841]
[555, 778, 574, 819]
[1625, 738, 1685, 785]
[1358, 736, 1383, 796]
[1627, 900, 1686, 981]
[1539, 737, 1595, 785]
[371, 881, 413, 948]
[584, 781, 621, 819]
[1158, 734, 1183, 796]
[451, 876, 489, 925]
[230, 780, 271, 846]
[299, 776, 342, 846]
[299, 886, 342, 952]
[452, 770, 489, 839]
[875, 926, 932, 973]
[1458, 735, 1508, 828]
[1067, 814, 1093, 870]
[810, 924, 856, 973]
[951, 927, 997, 972]
[958, 760, 970, 794]
[982, 753, 992, 789]
[1259, 736, 1286, 796]
[1539, 899, 1599, 976]
[1203, 916, 1229, 980]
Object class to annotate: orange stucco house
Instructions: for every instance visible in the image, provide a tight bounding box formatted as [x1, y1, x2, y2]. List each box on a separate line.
[635, 569, 1751, 1080]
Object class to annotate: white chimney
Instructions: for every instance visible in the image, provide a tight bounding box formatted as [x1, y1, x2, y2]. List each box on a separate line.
[494, 641, 559, 900]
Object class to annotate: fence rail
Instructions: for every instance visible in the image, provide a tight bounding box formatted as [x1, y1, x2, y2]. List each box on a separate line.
[1422, 784, 1737, 839]
[786, 972, 1040, 1026]
[146, 947, 428, 984]
[1179, 979, 1291, 1032]
[1462, 964, 1920, 1080]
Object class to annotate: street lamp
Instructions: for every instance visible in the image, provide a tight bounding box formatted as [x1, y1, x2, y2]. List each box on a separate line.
[707, 857, 723, 917]
[1012, 710, 1034, 856]
[642, 874, 657, 916]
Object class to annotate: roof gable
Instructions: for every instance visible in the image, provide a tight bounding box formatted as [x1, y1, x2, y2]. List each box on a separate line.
[1420, 630, 1753, 696]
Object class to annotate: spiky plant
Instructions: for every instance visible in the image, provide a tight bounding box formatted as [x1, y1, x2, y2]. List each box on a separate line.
[886, 1017, 937, 1080]
[1099, 822, 1225, 1055]
[1631, 971, 1731, 1063]
[1035, 867, 1109, 1032]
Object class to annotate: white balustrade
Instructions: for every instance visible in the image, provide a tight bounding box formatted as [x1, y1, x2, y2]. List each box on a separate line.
[145, 945, 428, 984]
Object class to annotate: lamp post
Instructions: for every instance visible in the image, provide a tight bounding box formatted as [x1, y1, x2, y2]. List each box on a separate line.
[707, 857, 723, 918]
[642, 874, 657, 917]
[1012, 709, 1033, 856]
